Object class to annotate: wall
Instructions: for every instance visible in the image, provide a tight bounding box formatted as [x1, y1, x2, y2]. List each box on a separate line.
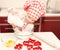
[47, 0, 60, 11]
[0, 0, 47, 16]
[55, 0, 60, 11]
[0, 0, 60, 11]
[0, 0, 24, 8]
[0, 0, 47, 8]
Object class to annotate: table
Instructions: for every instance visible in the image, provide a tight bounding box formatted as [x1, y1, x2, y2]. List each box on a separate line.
[0, 32, 59, 50]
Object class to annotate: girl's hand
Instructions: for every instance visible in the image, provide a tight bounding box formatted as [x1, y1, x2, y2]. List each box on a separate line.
[17, 27, 22, 31]
[11, 24, 22, 31]
[17, 22, 28, 31]
[10, 23, 17, 28]
[24, 16, 35, 24]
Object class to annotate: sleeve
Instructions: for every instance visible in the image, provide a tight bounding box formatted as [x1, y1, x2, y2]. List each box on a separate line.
[22, 0, 46, 30]
[24, 0, 46, 23]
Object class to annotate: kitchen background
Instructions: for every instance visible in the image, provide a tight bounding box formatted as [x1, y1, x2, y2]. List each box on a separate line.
[0, 0, 60, 40]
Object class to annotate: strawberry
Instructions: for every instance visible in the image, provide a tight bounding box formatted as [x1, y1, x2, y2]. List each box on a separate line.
[33, 47, 42, 50]
[23, 41, 29, 46]
[34, 41, 41, 46]
[27, 45, 33, 48]
[28, 38, 36, 43]
[14, 43, 23, 49]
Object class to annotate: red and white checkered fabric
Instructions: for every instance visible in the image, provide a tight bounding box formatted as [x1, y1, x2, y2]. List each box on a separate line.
[22, 0, 46, 30]
[22, 22, 28, 30]
[24, 0, 46, 21]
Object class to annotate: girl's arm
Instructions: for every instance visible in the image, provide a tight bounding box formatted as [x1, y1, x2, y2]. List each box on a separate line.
[24, 0, 46, 23]
[21, 0, 46, 30]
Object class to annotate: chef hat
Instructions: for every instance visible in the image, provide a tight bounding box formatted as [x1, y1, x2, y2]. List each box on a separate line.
[8, 7, 13, 12]
[8, 8, 20, 13]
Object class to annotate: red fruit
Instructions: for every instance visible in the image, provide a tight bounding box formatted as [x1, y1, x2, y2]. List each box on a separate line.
[28, 38, 36, 43]
[34, 41, 41, 46]
[14, 43, 23, 49]
[14, 44, 19, 49]
[18, 43, 22, 46]
[18, 48, 20, 50]
[23, 41, 29, 46]
[27, 48, 31, 50]
[14, 45, 18, 49]
[27, 45, 33, 48]
[33, 47, 42, 50]
[17, 43, 23, 49]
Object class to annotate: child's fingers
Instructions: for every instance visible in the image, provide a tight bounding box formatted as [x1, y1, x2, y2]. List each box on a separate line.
[10, 23, 17, 28]
[17, 27, 22, 31]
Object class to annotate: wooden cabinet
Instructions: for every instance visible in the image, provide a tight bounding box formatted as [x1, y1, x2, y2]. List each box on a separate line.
[34, 16, 60, 40]
[34, 18, 41, 32]
[0, 17, 14, 33]
[0, 16, 60, 39]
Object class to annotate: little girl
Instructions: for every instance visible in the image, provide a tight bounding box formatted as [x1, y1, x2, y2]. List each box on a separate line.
[8, 0, 60, 49]
[8, 8, 34, 32]
[8, 0, 46, 31]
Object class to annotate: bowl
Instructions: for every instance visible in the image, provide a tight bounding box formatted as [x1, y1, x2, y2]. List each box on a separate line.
[14, 31, 32, 40]
[13, 24, 34, 40]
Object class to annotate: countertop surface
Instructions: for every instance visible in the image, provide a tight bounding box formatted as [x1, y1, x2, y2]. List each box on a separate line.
[0, 32, 59, 50]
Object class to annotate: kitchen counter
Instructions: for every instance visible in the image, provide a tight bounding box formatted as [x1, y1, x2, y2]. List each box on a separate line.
[0, 32, 60, 50]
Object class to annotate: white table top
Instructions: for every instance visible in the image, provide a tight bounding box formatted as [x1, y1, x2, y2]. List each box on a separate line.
[0, 32, 59, 50]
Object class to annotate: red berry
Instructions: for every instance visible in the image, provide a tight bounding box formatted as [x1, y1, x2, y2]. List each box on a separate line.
[14, 45, 18, 49]
[23, 41, 29, 46]
[28, 38, 36, 43]
[27, 45, 33, 48]
[17, 43, 23, 49]
[18, 48, 20, 50]
[33, 47, 42, 50]
[18, 43, 22, 46]
[34, 41, 41, 46]
[14, 43, 23, 49]
[27, 48, 31, 50]
[14, 44, 19, 49]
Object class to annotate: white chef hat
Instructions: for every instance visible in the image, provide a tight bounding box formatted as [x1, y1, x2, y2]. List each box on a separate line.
[8, 7, 13, 12]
